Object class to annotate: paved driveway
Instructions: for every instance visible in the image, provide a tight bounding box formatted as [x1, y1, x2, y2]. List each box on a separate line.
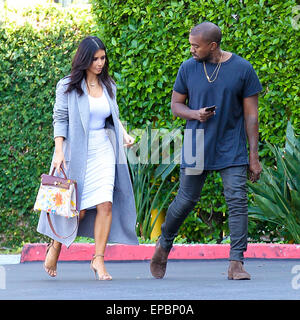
[0, 259, 300, 300]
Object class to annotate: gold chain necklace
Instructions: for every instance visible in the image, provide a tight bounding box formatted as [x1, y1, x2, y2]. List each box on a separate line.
[203, 52, 223, 83]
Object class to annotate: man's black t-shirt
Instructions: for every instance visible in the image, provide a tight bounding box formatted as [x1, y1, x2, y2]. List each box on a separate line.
[173, 53, 262, 170]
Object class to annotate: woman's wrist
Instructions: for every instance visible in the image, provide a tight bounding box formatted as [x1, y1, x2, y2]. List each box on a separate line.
[54, 136, 64, 154]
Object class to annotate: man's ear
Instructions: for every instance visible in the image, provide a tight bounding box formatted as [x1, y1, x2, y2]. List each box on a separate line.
[210, 42, 218, 51]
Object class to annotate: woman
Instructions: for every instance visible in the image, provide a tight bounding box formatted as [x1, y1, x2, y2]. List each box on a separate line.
[37, 36, 138, 280]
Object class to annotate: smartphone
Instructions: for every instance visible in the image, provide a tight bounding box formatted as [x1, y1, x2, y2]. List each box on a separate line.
[205, 105, 216, 112]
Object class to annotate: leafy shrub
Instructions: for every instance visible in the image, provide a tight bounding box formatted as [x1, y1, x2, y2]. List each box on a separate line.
[0, 4, 94, 249]
[91, 0, 299, 146]
[248, 122, 300, 243]
[1, 0, 299, 248]
[127, 124, 180, 239]
[91, 0, 299, 242]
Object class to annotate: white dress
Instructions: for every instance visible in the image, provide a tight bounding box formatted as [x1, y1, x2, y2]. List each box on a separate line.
[80, 93, 116, 210]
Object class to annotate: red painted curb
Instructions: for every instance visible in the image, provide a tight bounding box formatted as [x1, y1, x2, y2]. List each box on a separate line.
[20, 243, 300, 262]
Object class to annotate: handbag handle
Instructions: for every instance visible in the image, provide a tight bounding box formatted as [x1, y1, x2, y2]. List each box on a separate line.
[51, 165, 68, 180]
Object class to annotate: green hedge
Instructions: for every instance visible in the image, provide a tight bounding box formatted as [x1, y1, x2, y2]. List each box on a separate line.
[0, 4, 94, 249]
[91, 0, 299, 141]
[0, 1, 299, 249]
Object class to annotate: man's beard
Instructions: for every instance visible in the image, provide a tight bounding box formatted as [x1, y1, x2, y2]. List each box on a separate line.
[192, 53, 211, 62]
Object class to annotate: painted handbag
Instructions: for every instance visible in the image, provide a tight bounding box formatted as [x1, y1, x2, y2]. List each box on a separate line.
[34, 166, 79, 239]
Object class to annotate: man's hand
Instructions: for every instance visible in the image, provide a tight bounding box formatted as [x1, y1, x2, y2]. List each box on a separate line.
[248, 153, 262, 182]
[244, 94, 261, 182]
[193, 108, 216, 122]
[171, 91, 216, 122]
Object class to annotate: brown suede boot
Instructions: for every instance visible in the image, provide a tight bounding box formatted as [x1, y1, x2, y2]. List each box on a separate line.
[228, 260, 251, 280]
[150, 240, 170, 279]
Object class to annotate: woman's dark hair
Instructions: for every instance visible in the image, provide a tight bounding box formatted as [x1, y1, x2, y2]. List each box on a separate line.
[65, 36, 115, 98]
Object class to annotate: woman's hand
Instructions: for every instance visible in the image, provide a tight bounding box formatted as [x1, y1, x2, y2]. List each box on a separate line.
[53, 150, 66, 174]
[123, 133, 135, 148]
[117, 119, 135, 147]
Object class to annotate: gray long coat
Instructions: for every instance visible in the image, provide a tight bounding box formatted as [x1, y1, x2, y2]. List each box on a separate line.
[37, 77, 139, 247]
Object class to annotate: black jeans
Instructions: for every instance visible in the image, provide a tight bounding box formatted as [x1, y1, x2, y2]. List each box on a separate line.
[160, 165, 248, 262]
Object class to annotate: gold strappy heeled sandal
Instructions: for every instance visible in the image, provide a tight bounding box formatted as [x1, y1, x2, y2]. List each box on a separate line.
[44, 240, 61, 277]
[90, 254, 112, 281]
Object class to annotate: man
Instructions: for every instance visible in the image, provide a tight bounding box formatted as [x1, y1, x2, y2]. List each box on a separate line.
[150, 22, 262, 280]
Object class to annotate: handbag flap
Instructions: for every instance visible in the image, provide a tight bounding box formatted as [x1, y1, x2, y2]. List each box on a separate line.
[41, 174, 74, 190]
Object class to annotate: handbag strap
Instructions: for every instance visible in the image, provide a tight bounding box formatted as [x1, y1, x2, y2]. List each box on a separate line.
[47, 212, 79, 240]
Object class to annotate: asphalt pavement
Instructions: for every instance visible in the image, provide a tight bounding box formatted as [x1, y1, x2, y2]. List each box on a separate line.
[0, 259, 300, 300]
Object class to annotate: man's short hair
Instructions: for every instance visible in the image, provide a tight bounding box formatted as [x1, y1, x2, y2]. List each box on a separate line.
[190, 22, 222, 46]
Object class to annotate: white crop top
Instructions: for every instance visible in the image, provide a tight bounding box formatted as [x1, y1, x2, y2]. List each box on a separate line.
[88, 93, 111, 130]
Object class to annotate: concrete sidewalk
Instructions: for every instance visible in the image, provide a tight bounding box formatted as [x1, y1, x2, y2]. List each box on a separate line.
[1, 259, 300, 300]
